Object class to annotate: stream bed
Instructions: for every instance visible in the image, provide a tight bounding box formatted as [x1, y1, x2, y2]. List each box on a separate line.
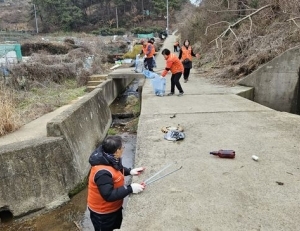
[0, 78, 141, 231]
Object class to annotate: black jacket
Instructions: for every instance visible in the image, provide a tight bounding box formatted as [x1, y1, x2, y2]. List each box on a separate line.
[89, 146, 133, 202]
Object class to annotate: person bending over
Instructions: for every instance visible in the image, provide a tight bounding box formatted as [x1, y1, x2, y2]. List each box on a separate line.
[161, 48, 184, 96]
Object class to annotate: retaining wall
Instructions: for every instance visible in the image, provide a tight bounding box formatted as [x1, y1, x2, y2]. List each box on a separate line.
[238, 46, 300, 113]
[0, 75, 134, 217]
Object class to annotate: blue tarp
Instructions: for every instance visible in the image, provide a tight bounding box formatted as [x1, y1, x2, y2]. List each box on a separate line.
[137, 33, 154, 39]
[0, 44, 22, 61]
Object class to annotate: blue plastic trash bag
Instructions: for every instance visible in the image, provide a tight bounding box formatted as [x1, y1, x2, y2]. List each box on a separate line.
[134, 55, 144, 73]
[151, 75, 166, 97]
[142, 69, 157, 79]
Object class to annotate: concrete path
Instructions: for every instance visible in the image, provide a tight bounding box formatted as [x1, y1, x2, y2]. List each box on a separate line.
[120, 34, 300, 230]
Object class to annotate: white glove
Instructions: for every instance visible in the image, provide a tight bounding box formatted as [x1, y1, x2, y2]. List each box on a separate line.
[130, 167, 145, 176]
[144, 55, 147, 59]
[131, 183, 145, 194]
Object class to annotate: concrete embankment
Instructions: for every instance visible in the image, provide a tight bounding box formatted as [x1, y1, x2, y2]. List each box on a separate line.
[0, 76, 134, 217]
[238, 45, 300, 114]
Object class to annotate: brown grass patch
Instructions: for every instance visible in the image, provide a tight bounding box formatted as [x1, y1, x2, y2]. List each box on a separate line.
[0, 85, 21, 136]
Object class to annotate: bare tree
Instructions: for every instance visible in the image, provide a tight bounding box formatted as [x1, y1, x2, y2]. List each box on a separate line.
[206, 4, 272, 55]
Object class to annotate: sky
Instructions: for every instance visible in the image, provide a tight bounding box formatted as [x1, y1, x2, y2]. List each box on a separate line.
[190, 0, 201, 6]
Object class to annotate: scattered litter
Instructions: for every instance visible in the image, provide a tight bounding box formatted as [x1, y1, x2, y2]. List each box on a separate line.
[164, 130, 185, 141]
[252, 155, 259, 161]
[286, 172, 293, 175]
[276, 181, 284, 186]
[110, 64, 121, 70]
[170, 114, 176, 118]
[161, 124, 184, 133]
[210, 150, 235, 158]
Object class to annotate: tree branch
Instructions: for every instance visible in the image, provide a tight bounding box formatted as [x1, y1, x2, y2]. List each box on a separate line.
[207, 9, 257, 13]
[287, 17, 300, 28]
[205, 21, 230, 36]
[208, 4, 272, 45]
[248, 16, 253, 36]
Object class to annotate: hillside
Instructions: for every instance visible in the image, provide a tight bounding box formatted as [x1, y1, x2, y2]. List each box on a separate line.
[0, 0, 185, 33]
[176, 0, 300, 85]
[0, 0, 32, 31]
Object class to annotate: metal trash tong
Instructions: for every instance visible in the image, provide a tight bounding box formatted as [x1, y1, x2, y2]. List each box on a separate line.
[142, 163, 182, 186]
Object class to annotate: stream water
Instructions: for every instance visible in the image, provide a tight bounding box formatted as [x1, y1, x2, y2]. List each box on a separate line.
[0, 78, 141, 231]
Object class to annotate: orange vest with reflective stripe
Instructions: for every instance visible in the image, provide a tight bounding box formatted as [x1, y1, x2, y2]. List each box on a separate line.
[181, 45, 192, 62]
[87, 165, 124, 214]
[142, 43, 155, 58]
[161, 53, 184, 77]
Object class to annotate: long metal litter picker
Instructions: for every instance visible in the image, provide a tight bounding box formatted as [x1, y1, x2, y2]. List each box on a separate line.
[142, 163, 182, 186]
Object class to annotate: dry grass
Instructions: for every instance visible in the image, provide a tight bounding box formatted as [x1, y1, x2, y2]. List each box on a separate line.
[0, 33, 135, 137]
[177, 0, 300, 83]
[0, 84, 21, 136]
[16, 80, 86, 125]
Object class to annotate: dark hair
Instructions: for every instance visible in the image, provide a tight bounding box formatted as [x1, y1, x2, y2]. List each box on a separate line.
[102, 135, 123, 154]
[149, 37, 155, 43]
[161, 48, 170, 56]
[183, 39, 190, 46]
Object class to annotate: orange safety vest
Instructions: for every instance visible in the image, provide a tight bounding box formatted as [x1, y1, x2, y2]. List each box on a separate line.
[142, 43, 155, 58]
[161, 53, 184, 77]
[181, 45, 192, 62]
[87, 165, 124, 214]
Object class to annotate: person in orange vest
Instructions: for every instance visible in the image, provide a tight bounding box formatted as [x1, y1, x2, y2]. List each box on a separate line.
[174, 41, 179, 52]
[161, 48, 184, 96]
[139, 39, 156, 71]
[178, 39, 200, 83]
[87, 135, 145, 231]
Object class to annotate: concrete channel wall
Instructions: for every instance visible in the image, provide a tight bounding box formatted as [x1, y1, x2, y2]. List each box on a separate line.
[0, 75, 134, 217]
[238, 46, 300, 113]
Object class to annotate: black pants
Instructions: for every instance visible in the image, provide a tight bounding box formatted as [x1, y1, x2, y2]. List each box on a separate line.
[183, 68, 191, 80]
[144, 57, 154, 71]
[89, 207, 123, 231]
[170, 72, 184, 94]
[173, 45, 178, 52]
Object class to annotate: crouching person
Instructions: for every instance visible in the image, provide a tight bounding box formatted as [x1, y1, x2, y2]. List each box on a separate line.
[87, 135, 145, 231]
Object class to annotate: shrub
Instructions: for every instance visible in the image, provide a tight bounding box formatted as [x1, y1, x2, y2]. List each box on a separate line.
[94, 28, 126, 36]
[131, 26, 163, 34]
[123, 45, 143, 59]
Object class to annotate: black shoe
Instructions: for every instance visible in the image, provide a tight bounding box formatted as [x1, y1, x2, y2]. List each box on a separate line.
[167, 92, 174, 96]
[177, 92, 184, 96]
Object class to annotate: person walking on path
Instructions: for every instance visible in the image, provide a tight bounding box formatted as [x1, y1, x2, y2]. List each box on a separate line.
[139, 39, 156, 71]
[178, 39, 200, 83]
[87, 135, 145, 231]
[173, 41, 179, 52]
[161, 48, 184, 96]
